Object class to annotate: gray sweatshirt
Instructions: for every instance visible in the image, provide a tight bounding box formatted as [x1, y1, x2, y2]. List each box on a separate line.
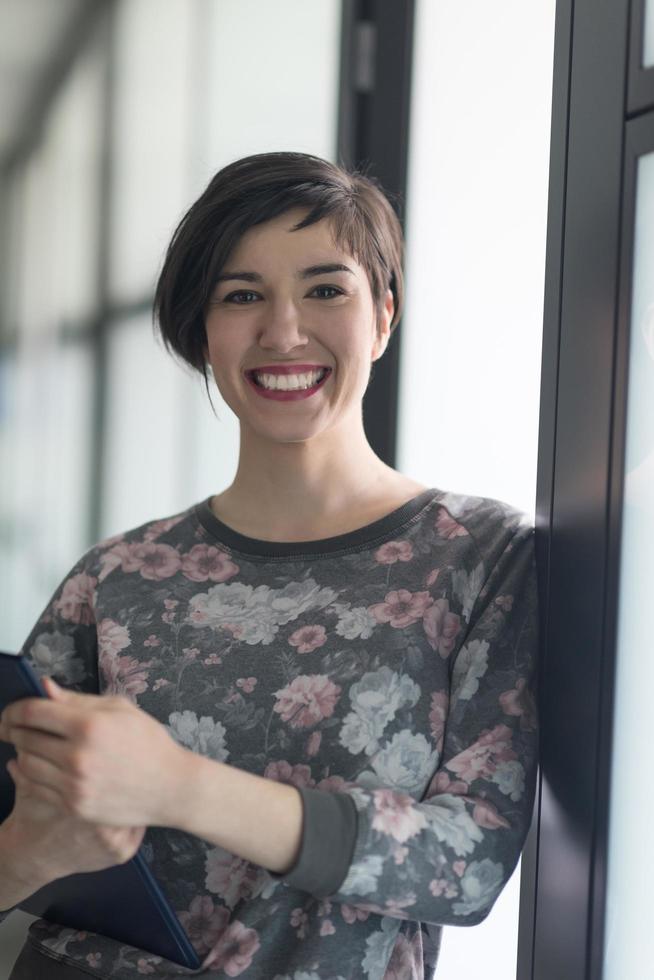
[1, 487, 539, 979]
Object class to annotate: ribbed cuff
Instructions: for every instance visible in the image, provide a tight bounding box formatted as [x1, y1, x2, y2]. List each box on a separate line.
[268, 787, 358, 898]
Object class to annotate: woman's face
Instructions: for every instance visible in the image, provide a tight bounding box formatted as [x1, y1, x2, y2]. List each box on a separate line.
[203, 208, 394, 446]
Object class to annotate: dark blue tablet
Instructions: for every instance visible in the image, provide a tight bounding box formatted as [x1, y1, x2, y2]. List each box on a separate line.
[0, 651, 201, 970]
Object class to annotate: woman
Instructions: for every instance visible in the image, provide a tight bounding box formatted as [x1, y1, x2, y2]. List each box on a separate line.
[0, 152, 539, 979]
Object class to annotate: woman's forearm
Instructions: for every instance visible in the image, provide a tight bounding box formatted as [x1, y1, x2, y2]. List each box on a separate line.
[0, 818, 46, 912]
[169, 752, 304, 874]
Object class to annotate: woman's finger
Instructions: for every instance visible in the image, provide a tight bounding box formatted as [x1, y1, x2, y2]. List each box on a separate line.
[8, 757, 69, 810]
[8, 727, 74, 774]
[14, 750, 71, 801]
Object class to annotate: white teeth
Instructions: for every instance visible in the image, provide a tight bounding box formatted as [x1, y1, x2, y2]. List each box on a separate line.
[253, 369, 327, 391]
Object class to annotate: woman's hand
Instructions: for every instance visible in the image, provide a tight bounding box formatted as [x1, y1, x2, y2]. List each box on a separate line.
[0, 677, 188, 828]
[3, 762, 147, 886]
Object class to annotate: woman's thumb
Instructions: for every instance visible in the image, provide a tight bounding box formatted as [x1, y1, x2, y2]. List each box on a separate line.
[42, 676, 64, 698]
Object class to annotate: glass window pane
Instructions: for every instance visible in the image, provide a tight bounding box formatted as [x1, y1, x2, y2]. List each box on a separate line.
[0, 342, 93, 652]
[14, 34, 104, 341]
[45, 32, 104, 326]
[603, 150, 654, 977]
[101, 315, 239, 538]
[644, 0, 654, 67]
[108, 0, 195, 303]
[197, 0, 341, 190]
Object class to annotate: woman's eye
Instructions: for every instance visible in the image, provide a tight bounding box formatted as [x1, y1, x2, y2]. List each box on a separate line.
[221, 286, 342, 304]
[312, 285, 342, 299]
[224, 290, 259, 304]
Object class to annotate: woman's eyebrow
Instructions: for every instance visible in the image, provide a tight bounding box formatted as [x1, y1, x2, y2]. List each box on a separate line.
[215, 263, 356, 284]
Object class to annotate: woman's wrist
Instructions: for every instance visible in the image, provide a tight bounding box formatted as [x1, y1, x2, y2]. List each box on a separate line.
[0, 815, 48, 891]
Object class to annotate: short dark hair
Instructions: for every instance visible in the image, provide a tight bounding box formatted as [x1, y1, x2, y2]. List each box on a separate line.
[152, 151, 405, 411]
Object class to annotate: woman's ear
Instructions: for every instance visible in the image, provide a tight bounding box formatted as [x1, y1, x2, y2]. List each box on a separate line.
[372, 288, 395, 362]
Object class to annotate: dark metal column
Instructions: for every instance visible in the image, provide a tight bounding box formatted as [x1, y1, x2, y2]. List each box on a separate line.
[337, 0, 416, 469]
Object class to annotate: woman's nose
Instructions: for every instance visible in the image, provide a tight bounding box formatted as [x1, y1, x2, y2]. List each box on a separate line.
[257, 298, 306, 348]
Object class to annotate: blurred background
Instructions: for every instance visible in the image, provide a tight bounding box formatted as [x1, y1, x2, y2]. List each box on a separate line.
[0, 0, 556, 976]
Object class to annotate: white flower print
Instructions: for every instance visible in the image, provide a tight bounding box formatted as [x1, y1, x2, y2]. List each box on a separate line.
[187, 579, 337, 645]
[452, 858, 505, 916]
[451, 639, 490, 702]
[491, 759, 526, 801]
[339, 667, 421, 756]
[339, 854, 385, 895]
[362, 918, 400, 978]
[334, 604, 378, 639]
[27, 631, 86, 684]
[451, 562, 485, 623]
[423, 794, 484, 856]
[358, 731, 439, 795]
[167, 710, 229, 762]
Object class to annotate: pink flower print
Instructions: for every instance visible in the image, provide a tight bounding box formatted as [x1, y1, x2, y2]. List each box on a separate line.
[453, 860, 466, 877]
[306, 731, 322, 757]
[320, 919, 336, 936]
[495, 594, 514, 612]
[471, 797, 510, 829]
[369, 589, 433, 628]
[500, 678, 537, 731]
[178, 896, 230, 959]
[393, 845, 409, 865]
[290, 908, 309, 938]
[199, 920, 260, 976]
[371, 788, 428, 843]
[317, 899, 332, 916]
[100, 653, 150, 699]
[424, 769, 469, 799]
[144, 634, 161, 648]
[135, 956, 157, 973]
[97, 549, 124, 583]
[273, 675, 341, 729]
[189, 606, 210, 625]
[374, 540, 414, 565]
[204, 654, 222, 665]
[423, 598, 461, 658]
[163, 599, 178, 610]
[181, 544, 240, 583]
[152, 678, 171, 691]
[264, 760, 316, 789]
[142, 514, 186, 542]
[426, 568, 440, 587]
[205, 852, 261, 908]
[130, 542, 182, 581]
[429, 878, 458, 898]
[289, 624, 328, 654]
[98, 619, 131, 657]
[236, 677, 257, 693]
[429, 690, 449, 750]
[182, 647, 199, 664]
[435, 507, 469, 539]
[357, 894, 416, 919]
[341, 904, 370, 923]
[316, 774, 354, 792]
[446, 724, 518, 783]
[86, 953, 102, 968]
[53, 573, 97, 624]
[104, 542, 148, 574]
[100, 540, 181, 581]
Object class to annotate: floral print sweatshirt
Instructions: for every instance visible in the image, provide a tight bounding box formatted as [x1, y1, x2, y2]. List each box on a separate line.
[1, 487, 539, 980]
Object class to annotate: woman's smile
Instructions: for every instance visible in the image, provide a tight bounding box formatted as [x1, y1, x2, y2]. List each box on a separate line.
[244, 367, 332, 401]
